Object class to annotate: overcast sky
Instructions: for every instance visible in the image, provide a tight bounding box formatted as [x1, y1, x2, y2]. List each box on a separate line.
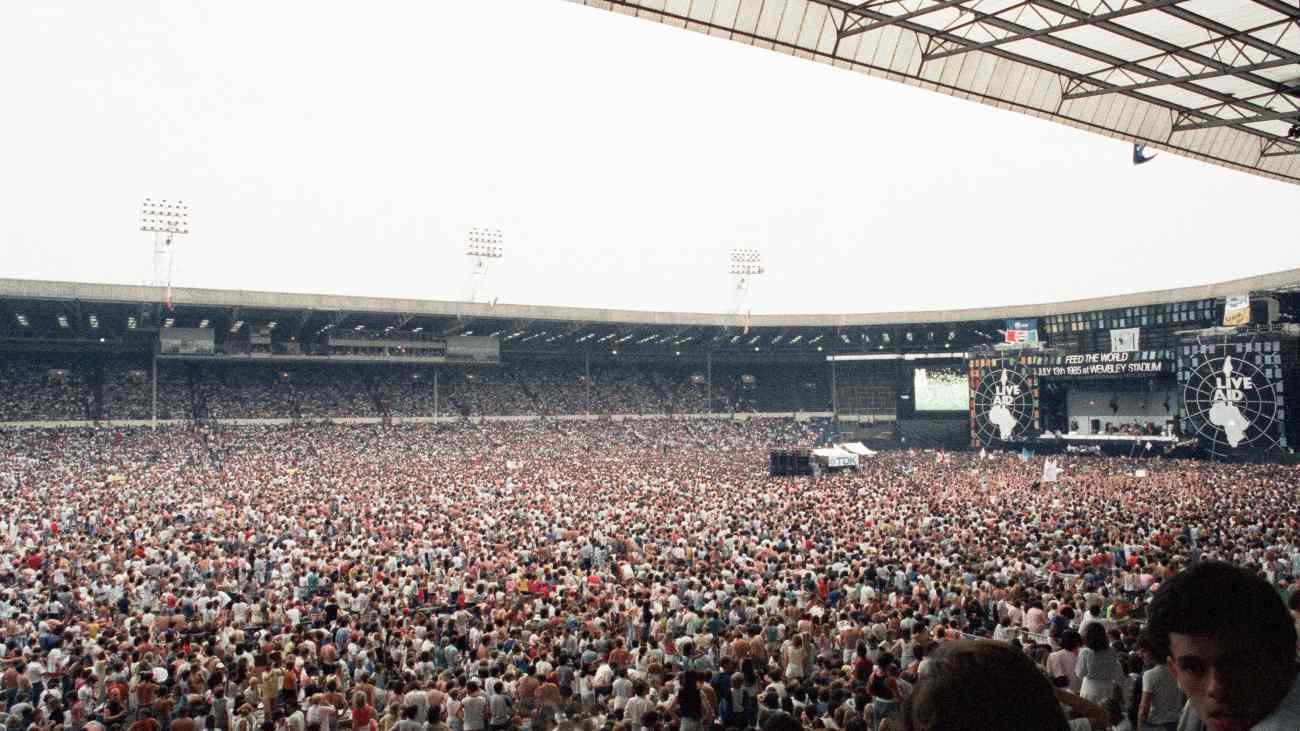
[1, 0, 1296, 315]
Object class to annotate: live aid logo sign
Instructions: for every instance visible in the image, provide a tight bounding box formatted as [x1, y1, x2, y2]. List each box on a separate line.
[1213, 373, 1253, 403]
[991, 370, 1021, 407]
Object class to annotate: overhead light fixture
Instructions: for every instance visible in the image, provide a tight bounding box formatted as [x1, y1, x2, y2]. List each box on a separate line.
[463, 330, 473, 336]
[354, 324, 365, 331]
[88, 315, 99, 329]
[268, 321, 278, 329]
[413, 327, 424, 333]
[57, 315, 69, 328]
[948, 330, 956, 340]
[163, 318, 175, 328]
[198, 319, 209, 328]
[126, 316, 137, 330]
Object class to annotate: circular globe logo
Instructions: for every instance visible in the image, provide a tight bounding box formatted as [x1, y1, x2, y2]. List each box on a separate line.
[972, 368, 1034, 443]
[1182, 353, 1279, 454]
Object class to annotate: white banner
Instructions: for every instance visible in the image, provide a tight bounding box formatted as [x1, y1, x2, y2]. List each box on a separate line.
[1110, 327, 1140, 353]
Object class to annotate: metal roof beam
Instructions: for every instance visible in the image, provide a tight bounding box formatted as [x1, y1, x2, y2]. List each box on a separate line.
[1062, 17, 1300, 101]
[1149, 1, 1300, 77]
[922, 0, 1182, 63]
[1173, 104, 1300, 132]
[1031, 0, 1293, 100]
[840, 0, 971, 40]
[926, 1, 1289, 126]
[1261, 139, 1300, 158]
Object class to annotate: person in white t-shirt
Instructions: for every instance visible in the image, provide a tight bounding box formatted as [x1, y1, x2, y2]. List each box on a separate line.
[1135, 637, 1184, 731]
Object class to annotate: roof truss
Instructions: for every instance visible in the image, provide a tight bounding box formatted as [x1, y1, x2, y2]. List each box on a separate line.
[571, 0, 1300, 183]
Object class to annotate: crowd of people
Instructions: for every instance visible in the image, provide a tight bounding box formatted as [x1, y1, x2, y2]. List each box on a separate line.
[0, 365, 91, 422]
[0, 360, 835, 422]
[0, 416, 1296, 731]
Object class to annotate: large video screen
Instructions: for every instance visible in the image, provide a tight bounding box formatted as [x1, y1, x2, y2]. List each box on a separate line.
[914, 367, 969, 411]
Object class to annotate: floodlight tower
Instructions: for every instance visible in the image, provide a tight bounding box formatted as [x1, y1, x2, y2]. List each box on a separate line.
[464, 226, 504, 303]
[728, 247, 764, 315]
[140, 198, 189, 290]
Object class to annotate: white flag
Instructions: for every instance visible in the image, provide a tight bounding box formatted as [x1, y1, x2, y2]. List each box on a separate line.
[1041, 459, 1063, 483]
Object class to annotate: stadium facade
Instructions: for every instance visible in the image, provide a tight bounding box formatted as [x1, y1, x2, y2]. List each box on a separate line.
[1, 271, 1298, 459]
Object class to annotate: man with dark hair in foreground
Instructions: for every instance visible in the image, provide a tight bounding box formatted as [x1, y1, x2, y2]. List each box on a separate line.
[1145, 561, 1300, 731]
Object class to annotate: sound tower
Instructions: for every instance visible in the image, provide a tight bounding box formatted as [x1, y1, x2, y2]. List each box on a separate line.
[768, 448, 812, 477]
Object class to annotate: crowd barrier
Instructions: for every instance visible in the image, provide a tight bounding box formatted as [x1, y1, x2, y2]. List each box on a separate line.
[0, 411, 835, 430]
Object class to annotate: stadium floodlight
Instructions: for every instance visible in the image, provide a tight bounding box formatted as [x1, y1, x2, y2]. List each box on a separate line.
[140, 198, 189, 303]
[465, 226, 504, 304]
[728, 247, 764, 315]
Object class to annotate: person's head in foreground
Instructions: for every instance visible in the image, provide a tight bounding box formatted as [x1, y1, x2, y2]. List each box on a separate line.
[1147, 560, 1299, 731]
[896, 639, 1069, 731]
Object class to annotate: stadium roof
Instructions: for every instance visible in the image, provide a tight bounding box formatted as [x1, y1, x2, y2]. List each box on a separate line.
[566, 0, 1300, 185]
[0, 269, 1296, 355]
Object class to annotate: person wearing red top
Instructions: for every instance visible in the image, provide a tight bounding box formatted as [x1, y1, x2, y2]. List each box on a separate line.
[351, 692, 376, 731]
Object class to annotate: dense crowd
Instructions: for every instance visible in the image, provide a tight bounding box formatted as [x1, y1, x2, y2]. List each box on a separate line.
[0, 417, 1297, 731]
[0, 365, 91, 422]
[0, 361, 834, 422]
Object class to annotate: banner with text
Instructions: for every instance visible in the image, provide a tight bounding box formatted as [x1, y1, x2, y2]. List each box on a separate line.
[1223, 294, 1250, 327]
[1027, 351, 1172, 378]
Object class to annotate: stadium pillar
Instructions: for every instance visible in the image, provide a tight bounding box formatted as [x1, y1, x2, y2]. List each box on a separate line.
[433, 367, 439, 421]
[151, 354, 158, 429]
[830, 357, 838, 420]
[706, 352, 712, 414]
[584, 349, 591, 416]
